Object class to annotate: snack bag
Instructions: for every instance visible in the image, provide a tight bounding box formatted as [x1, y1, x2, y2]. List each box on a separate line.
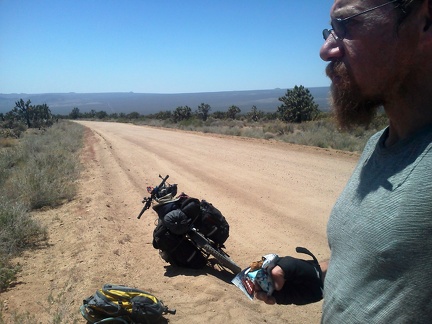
[231, 254, 278, 300]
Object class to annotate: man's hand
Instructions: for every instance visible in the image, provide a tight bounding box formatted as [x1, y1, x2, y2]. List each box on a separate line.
[254, 247, 326, 305]
[254, 265, 286, 304]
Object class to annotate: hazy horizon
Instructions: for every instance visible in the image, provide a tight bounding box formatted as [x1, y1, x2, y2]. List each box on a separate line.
[0, 87, 331, 115]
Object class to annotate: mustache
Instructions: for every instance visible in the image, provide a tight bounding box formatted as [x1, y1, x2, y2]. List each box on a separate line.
[326, 61, 347, 80]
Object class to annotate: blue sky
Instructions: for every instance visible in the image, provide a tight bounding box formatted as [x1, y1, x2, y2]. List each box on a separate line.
[0, 1, 333, 94]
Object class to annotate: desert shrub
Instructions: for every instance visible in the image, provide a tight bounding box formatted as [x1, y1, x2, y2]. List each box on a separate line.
[2, 123, 83, 209]
[0, 145, 26, 193]
[240, 127, 265, 139]
[201, 125, 221, 134]
[279, 121, 362, 152]
[0, 256, 22, 291]
[264, 132, 276, 140]
[226, 119, 246, 128]
[0, 201, 47, 256]
[0, 137, 17, 148]
[0, 121, 84, 291]
[0, 121, 27, 138]
[224, 126, 242, 136]
[205, 117, 225, 127]
[134, 119, 166, 128]
[0, 201, 46, 291]
[177, 118, 204, 130]
[263, 120, 295, 135]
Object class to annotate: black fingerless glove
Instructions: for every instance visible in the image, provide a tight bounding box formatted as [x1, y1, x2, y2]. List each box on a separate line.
[272, 247, 324, 305]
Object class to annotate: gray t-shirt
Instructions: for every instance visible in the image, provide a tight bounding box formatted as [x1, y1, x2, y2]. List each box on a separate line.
[322, 126, 432, 323]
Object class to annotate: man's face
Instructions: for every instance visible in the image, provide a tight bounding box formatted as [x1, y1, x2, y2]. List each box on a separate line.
[320, 0, 409, 130]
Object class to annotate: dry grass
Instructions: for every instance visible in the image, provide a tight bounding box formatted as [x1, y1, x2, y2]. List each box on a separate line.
[0, 121, 84, 291]
[131, 114, 388, 153]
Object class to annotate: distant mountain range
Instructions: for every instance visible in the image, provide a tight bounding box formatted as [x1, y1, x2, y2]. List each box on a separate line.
[0, 87, 330, 116]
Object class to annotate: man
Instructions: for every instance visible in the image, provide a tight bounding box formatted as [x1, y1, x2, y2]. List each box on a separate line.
[256, 0, 432, 322]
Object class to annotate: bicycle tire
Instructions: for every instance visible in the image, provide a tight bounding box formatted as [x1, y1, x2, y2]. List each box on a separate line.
[202, 244, 241, 274]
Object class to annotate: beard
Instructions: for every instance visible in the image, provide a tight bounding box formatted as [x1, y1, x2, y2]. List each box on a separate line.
[326, 61, 382, 130]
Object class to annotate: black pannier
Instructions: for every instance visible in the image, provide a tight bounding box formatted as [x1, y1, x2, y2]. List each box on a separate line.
[194, 200, 229, 245]
[152, 220, 207, 269]
[151, 193, 230, 269]
[179, 198, 230, 245]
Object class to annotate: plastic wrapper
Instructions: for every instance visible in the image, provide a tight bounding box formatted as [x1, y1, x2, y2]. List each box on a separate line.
[231, 254, 278, 300]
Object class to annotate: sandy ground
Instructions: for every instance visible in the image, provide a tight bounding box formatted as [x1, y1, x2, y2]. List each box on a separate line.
[1, 121, 359, 323]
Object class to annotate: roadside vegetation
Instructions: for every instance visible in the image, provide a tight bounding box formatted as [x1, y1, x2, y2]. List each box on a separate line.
[0, 100, 84, 292]
[67, 85, 388, 153]
[0, 109, 83, 322]
[129, 114, 388, 153]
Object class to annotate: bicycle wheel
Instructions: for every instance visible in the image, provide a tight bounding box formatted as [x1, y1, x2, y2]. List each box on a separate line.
[202, 244, 241, 274]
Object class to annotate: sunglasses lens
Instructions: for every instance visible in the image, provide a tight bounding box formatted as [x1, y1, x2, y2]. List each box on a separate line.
[331, 19, 344, 39]
[322, 29, 331, 40]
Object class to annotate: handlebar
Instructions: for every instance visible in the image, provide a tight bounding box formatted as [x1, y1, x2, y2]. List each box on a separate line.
[153, 174, 169, 196]
[137, 198, 151, 219]
[137, 174, 170, 219]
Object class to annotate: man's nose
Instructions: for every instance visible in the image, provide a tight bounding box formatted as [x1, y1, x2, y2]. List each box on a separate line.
[320, 36, 344, 61]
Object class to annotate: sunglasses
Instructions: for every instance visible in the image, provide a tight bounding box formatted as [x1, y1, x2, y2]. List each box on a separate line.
[323, 0, 399, 40]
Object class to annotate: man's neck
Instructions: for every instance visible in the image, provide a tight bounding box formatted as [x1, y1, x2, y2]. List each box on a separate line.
[385, 103, 432, 147]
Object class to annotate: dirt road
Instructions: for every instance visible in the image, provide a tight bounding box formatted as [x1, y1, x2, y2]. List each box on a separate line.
[1, 121, 358, 323]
